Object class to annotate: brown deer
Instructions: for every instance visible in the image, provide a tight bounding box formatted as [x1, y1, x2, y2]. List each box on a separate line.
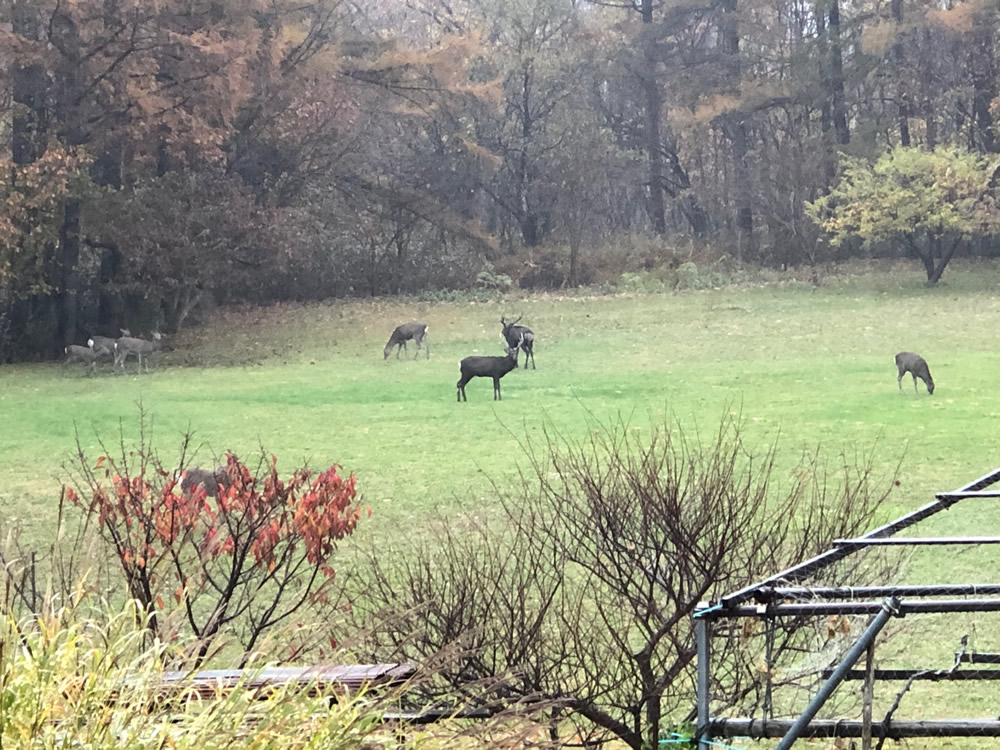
[384, 323, 429, 360]
[114, 332, 163, 373]
[500, 315, 535, 369]
[895, 351, 934, 395]
[179, 466, 232, 498]
[64, 345, 99, 375]
[457, 347, 518, 401]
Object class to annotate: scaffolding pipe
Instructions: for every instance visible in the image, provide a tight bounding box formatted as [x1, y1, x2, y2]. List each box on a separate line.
[695, 618, 711, 749]
[717, 467, 1000, 609]
[711, 717, 1000, 739]
[775, 597, 898, 750]
[713, 597, 1000, 619]
[768, 583, 1000, 600]
[834, 537, 1000, 547]
[822, 668, 1000, 681]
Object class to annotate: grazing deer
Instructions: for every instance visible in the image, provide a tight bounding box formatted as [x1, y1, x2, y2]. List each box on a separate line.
[384, 322, 429, 360]
[500, 315, 535, 369]
[895, 351, 935, 395]
[457, 347, 518, 401]
[179, 466, 231, 498]
[114, 331, 163, 373]
[64, 345, 98, 375]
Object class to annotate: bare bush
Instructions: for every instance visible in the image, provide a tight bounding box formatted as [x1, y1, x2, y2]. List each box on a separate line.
[350, 414, 897, 748]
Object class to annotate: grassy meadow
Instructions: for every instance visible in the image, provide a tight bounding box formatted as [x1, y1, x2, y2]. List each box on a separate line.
[5, 259, 1000, 737]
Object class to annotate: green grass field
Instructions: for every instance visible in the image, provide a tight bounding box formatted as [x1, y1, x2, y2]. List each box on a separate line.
[4, 259, 1000, 738]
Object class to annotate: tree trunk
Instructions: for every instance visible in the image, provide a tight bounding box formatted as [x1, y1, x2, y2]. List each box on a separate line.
[815, 2, 837, 184]
[920, 27, 937, 149]
[721, 0, 753, 256]
[517, 64, 545, 247]
[56, 199, 82, 351]
[891, 0, 910, 146]
[928, 235, 959, 284]
[639, 0, 667, 235]
[12, 2, 47, 167]
[970, 18, 997, 153]
[829, 0, 850, 146]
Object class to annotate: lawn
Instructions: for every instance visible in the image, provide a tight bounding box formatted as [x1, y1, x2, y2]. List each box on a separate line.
[4, 259, 1000, 739]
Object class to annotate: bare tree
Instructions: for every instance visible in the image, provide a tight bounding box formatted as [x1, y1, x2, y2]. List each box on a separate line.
[351, 414, 897, 748]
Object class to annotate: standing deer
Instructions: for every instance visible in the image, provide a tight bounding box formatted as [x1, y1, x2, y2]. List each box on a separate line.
[500, 315, 535, 369]
[457, 347, 518, 401]
[114, 332, 163, 373]
[179, 466, 232, 498]
[88, 335, 117, 361]
[895, 351, 935, 395]
[384, 322, 429, 360]
[64, 345, 99, 375]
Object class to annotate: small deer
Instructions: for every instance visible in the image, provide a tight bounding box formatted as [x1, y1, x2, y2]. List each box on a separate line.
[384, 322, 429, 360]
[457, 347, 518, 401]
[895, 351, 934, 395]
[500, 315, 535, 369]
[64, 345, 99, 375]
[114, 331, 163, 373]
[179, 466, 232, 498]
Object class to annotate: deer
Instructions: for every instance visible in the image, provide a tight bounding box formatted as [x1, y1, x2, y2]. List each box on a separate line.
[179, 466, 232, 498]
[88, 335, 117, 360]
[500, 315, 535, 369]
[457, 346, 518, 401]
[114, 331, 163, 373]
[384, 322, 429, 360]
[895, 351, 935, 395]
[64, 345, 99, 375]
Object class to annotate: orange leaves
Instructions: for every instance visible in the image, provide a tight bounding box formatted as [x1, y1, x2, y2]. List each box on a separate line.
[75, 449, 363, 655]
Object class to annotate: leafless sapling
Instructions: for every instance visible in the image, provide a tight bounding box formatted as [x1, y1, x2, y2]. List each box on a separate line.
[501, 315, 535, 369]
[894, 351, 934, 394]
[384, 322, 429, 360]
[457, 347, 518, 401]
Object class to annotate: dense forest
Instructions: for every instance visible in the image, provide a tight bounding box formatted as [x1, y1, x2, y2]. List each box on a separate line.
[0, 0, 997, 360]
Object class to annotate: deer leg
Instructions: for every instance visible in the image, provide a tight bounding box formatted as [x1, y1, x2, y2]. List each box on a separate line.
[494, 377, 501, 400]
[912, 374, 918, 394]
[897, 372, 903, 393]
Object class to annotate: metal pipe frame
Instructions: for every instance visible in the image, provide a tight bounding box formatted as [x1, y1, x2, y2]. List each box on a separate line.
[960, 652, 1000, 664]
[821, 668, 1000, 681]
[713, 467, 1000, 611]
[695, 618, 711, 749]
[834, 537, 1000, 547]
[719, 598, 1000, 618]
[711, 718, 1000, 739]
[774, 598, 898, 750]
[766, 584, 1000, 601]
[694, 469, 1000, 744]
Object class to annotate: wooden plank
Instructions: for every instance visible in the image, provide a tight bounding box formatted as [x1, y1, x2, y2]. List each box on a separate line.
[121, 663, 416, 702]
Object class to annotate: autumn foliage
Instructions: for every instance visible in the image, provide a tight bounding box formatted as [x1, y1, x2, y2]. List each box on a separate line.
[66, 447, 364, 662]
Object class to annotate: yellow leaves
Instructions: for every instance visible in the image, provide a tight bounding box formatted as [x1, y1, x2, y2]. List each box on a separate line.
[860, 20, 898, 57]
[824, 614, 852, 642]
[926, 1, 982, 34]
[451, 134, 504, 170]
